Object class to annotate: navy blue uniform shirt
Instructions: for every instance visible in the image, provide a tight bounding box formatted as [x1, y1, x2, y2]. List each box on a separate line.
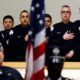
[8, 24, 30, 61]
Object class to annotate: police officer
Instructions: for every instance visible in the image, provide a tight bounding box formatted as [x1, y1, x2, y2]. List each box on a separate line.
[74, 20, 80, 61]
[52, 5, 76, 59]
[45, 5, 76, 80]
[44, 13, 54, 69]
[0, 15, 14, 61]
[8, 10, 30, 61]
[44, 14, 54, 79]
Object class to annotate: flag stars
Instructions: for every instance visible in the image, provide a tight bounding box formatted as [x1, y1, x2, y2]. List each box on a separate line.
[28, 31, 32, 36]
[37, 14, 40, 19]
[36, 3, 40, 8]
[42, 10, 45, 14]
[39, 20, 43, 25]
[31, 6, 35, 11]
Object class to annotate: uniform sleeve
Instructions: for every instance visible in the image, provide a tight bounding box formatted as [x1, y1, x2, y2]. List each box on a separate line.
[0, 32, 8, 51]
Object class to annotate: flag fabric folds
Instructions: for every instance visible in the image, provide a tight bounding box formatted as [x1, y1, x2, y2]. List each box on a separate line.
[24, 0, 45, 80]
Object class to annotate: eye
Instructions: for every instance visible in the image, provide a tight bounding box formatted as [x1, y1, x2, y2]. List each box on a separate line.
[61, 11, 71, 13]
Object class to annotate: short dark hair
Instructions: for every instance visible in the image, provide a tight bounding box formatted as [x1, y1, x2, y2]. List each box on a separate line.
[62, 5, 70, 8]
[3, 15, 14, 22]
[45, 14, 52, 21]
[20, 10, 29, 16]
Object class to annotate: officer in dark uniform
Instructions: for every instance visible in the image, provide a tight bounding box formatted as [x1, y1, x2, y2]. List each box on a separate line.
[8, 10, 30, 61]
[0, 15, 14, 61]
[45, 13, 54, 66]
[74, 20, 80, 61]
[45, 5, 76, 80]
[0, 66, 23, 80]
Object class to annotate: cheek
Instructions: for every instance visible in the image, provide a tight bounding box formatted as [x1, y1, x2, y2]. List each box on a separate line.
[4, 24, 7, 27]
[20, 19, 24, 23]
[27, 18, 30, 22]
[68, 14, 71, 18]
[61, 14, 64, 18]
[47, 23, 50, 26]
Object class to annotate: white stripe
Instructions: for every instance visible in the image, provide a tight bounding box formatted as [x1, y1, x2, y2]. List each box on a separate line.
[34, 53, 45, 73]
[27, 45, 33, 79]
[34, 28, 45, 48]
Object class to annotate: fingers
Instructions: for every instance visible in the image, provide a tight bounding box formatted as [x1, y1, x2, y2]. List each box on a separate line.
[69, 33, 74, 35]
[0, 51, 4, 62]
[69, 34, 75, 39]
[24, 34, 29, 41]
[65, 30, 68, 34]
[66, 30, 74, 35]
[66, 50, 74, 58]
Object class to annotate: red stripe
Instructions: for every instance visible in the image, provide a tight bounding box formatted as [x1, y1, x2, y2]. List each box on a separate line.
[34, 67, 44, 80]
[34, 42, 45, 60]
[24, 46, 30, 80]
[30, 73, 34, 80]
[28, 43, 32, 54]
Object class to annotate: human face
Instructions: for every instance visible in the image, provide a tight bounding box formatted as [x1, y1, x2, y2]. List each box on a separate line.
[20, 12, 30, 27]
[61, 7, 71, 23]
[3, 19, 14, 30]
[45, 17, 52, 28]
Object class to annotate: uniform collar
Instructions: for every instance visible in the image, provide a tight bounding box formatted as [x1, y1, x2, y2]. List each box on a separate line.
[46, 26, 54, 31]
[61, 21, 72, 25]
[61, 21, 72, 28]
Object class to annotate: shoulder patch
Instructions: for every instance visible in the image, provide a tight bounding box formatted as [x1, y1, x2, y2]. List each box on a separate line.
[9, 30, 14, 35]
[50, 26, 54, 31]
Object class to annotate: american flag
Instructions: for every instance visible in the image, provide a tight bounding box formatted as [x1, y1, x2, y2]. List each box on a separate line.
[24, 0, 45, 80]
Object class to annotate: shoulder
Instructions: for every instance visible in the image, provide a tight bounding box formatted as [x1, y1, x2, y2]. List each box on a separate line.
[11, 24, 21, 34]
[53, 22, 62, 27]
[0, 30, 6, 38]
[13, 24, 21, 30]
[0, 30, 5, 34]
[74, 20, 80, 26]
[53, 22, 62, 30]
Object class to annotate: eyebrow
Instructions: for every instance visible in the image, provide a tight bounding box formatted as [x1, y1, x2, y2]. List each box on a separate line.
[61, 11, 71, 13]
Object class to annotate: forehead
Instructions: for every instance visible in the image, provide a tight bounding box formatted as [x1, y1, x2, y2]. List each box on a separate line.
[20, 12, 29, 16]
[45, 17, 50, 20]
[61, 7, 71, 11]
[4, 18, 13, 21]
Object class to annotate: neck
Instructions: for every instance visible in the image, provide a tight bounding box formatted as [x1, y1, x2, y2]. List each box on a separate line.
[21, 24, 27, 28]
[5, 29, 11, 32]
[62, 20, 70, 24]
